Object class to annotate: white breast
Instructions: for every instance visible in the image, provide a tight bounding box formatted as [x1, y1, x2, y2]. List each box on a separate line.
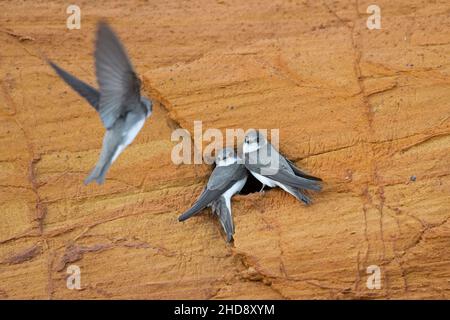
[111, 118, 145, 164]
[251, 170, 300, 199]
[111, 144, 126, 163]
[222, 176, 247, 213]
[222, 177, 247, 200]
[251, 171, 277, 188]
[123, 118, 145, 146]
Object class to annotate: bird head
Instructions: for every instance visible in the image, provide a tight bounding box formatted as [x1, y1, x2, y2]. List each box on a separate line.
[243, 129, 266, 153]
[215, 147, 237, 166]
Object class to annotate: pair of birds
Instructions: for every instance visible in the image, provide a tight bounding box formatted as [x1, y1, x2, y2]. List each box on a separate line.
[179, 131, 322, 242]
[49, 22, 322, 243]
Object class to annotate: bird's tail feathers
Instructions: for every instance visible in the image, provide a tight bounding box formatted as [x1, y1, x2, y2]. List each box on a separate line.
[304, 179, 322, 192]
[211, 197, 234, 242]
[296, 190, 312, 205]
[282, 185, 312, 205]
[84, 160, 111, 185]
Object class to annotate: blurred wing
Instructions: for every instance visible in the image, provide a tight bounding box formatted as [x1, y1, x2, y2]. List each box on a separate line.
[95, 21, 141, 129]
[48, 60, 99, 109]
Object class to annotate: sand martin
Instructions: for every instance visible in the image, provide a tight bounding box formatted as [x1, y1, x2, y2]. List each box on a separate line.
[48, 21, 152, 185]
[243, 130, 322, 204]
[178, 147, 248, 242]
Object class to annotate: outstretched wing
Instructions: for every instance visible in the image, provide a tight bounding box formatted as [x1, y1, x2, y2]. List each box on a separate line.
[95, 21, 141, 129]
[178, 164, 247, 221]
[48, 60, 99, 109]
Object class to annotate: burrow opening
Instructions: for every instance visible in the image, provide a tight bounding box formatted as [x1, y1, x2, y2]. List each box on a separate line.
[239, 172, 273, 195]
[209, 163, 273, 195]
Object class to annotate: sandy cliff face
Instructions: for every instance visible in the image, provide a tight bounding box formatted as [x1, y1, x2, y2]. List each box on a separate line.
[0, 0, 449, 299]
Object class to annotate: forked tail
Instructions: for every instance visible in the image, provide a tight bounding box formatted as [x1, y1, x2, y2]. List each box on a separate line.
[84, 160, 112, 185]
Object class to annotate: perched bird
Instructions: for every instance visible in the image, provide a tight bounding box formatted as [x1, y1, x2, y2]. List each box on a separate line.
[243, 129, 322, 204]
[48, 21, 152, 185]
[178, 147, 248, 242]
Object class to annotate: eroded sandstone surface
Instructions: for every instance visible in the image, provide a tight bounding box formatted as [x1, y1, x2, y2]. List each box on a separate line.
[0, 0, 449, 299]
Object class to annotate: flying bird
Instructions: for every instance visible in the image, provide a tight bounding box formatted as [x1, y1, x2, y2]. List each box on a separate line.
[243, 129, 322, 204]
[48, 21, 152, 184]
[178, 148, 248, 242]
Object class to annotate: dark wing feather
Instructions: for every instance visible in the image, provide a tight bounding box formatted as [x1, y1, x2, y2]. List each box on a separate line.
[206, 164, 247, 191]
[48, 60, 99, 109]
[211, 196, 234, 242]
[178, 187, 224, 222]
[245, 144, 322, 191]
[285, 158, 322, 181]
[271, 169, 322, 191]
[246, 161, 321, 191]
[178, 164, 247, 221]
[95, 21, 141, 129]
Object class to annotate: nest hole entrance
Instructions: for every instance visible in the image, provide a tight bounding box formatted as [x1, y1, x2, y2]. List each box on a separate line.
[239, 173, 273, 195]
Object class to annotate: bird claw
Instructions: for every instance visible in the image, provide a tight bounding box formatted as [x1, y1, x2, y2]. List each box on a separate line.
[259, 184, 265, 194]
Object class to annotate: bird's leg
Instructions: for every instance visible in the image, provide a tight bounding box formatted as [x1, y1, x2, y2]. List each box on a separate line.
[259, 184, 265, 193]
